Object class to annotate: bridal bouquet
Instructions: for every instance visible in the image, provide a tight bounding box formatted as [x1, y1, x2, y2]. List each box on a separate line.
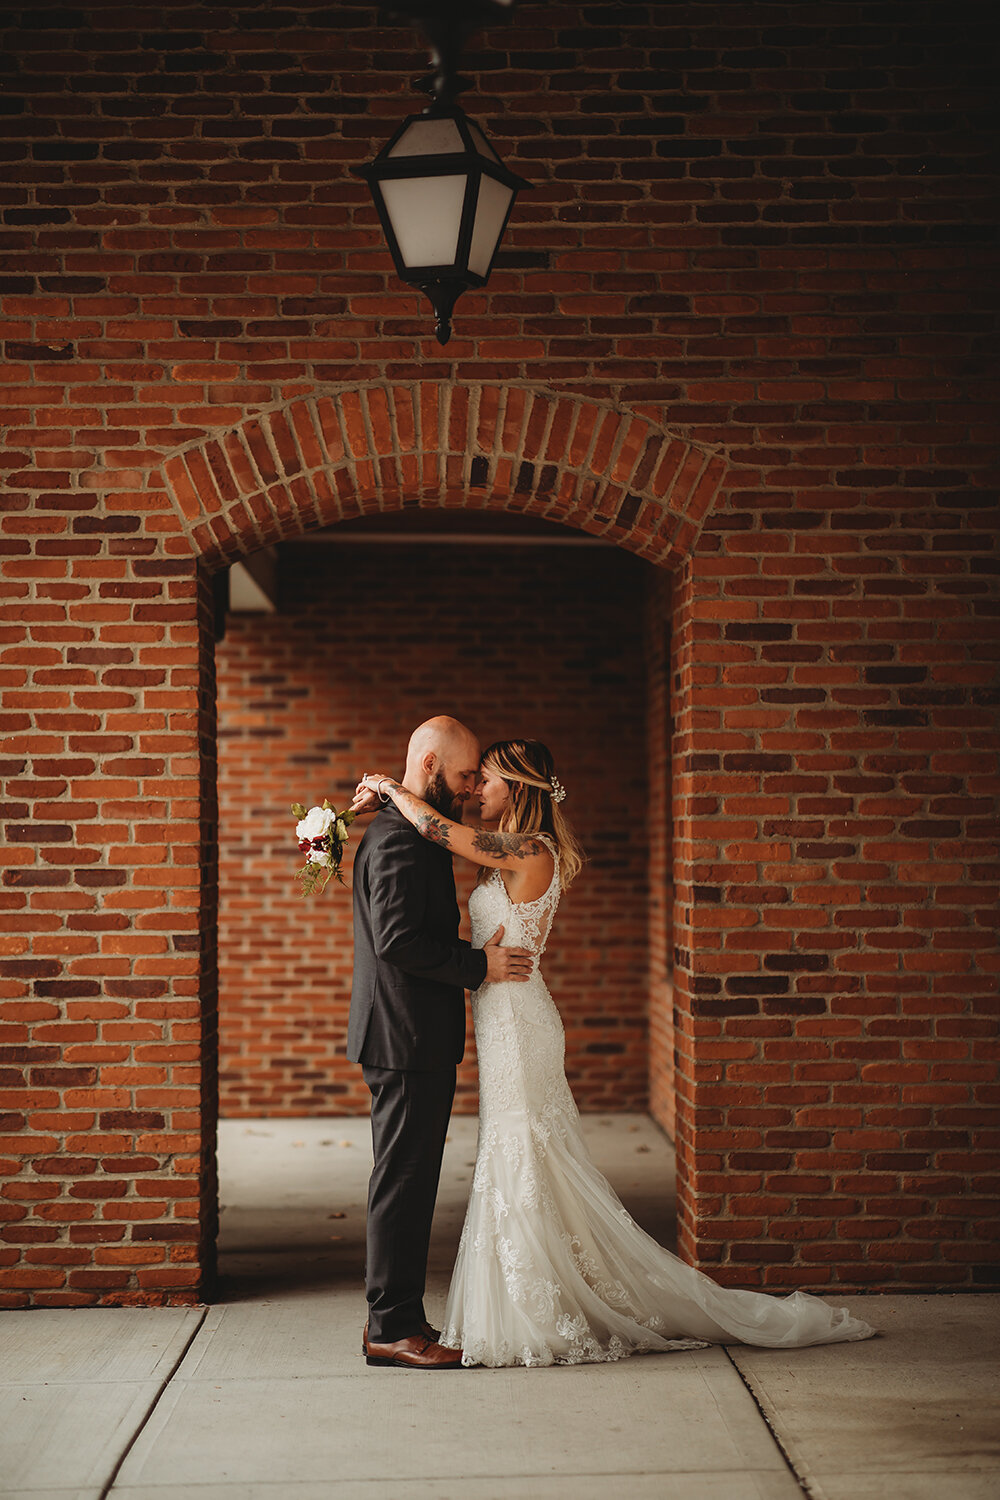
[291, 800, 357, 896]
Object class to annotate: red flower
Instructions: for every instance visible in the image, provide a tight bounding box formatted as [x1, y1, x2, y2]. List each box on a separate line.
[298, 839, 311, 853]
[311, 837, 326, 849]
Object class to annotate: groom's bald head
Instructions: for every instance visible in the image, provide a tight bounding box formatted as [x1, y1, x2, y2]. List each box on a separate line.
[403, 716, 481, 817]
[407, 714, 477, 767]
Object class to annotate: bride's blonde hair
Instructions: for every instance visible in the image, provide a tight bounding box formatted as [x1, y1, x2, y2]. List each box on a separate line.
[477, 739, 585, 889]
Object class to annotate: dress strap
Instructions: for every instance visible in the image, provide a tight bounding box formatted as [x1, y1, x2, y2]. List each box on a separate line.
[534, 832, 559, 861]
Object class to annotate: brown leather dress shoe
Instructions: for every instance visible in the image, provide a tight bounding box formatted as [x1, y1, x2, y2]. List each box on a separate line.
[361, 1319, 440, 1354]
[365, 1334, 464, 1370]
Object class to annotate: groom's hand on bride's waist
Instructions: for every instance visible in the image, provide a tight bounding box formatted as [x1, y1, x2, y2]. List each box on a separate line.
[482, 924, 533, 983]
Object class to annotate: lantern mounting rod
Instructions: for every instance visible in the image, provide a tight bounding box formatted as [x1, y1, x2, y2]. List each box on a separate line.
[380, 0, 519, 109]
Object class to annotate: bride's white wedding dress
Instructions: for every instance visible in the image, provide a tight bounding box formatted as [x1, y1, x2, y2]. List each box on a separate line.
[441, 836, 876, 1368]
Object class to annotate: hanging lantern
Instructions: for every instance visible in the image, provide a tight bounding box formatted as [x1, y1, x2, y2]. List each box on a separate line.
[353, 1, 529, 345]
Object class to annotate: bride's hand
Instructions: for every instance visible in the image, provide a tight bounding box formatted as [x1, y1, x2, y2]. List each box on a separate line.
[357, 772, 394, 797]
[351, 776, 383, 815]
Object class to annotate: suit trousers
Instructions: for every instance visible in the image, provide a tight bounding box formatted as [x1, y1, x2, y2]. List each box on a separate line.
[362, 1062, 456, 1343]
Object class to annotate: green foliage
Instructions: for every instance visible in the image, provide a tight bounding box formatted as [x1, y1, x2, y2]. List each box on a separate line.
[292, 802, 358, 896]
[296, 853, 341, 898]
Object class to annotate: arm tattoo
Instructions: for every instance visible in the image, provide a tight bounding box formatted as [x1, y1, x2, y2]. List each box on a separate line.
[471, 830, 544, 862]
[416, 812, 451, 847]
[384, 781, 453, 848]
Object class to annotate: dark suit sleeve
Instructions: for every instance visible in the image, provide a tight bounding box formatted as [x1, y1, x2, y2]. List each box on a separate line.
[368, 824, 488, 992]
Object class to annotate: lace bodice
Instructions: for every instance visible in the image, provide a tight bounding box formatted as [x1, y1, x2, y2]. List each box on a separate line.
[468, 833, 561, 960]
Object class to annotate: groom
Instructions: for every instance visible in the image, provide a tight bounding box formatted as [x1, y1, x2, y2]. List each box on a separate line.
[349, 715, 533, 1370]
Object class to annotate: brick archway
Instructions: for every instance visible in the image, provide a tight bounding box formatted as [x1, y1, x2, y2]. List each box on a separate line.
[162, 382, 727, 570]
[167, 381, 729, 1290]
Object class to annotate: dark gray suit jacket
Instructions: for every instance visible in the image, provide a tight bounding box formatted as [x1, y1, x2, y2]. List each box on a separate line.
[348, 803, 488, 1070]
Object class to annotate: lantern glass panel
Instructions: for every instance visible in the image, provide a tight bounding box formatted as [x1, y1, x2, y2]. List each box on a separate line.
[380, 174, 468, 268]
[466, 121, 501, 163]
[468, 175, 514, 277]
[388, 117, 465, 157]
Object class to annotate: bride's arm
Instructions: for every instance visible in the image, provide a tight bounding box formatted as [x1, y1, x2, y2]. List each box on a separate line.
[356, 774, 554, 877]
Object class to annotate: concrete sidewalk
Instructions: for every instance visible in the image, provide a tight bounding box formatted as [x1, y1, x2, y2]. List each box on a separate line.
[1, 1116, 997, 1500]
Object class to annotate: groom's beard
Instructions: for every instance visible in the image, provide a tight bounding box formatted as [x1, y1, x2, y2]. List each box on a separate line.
[423, 771, 464, 820]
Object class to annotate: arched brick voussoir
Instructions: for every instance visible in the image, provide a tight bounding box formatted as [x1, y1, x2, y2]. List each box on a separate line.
[162, 382, 728, 569]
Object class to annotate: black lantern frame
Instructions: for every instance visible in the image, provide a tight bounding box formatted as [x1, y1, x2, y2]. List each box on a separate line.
[354, 104, 529, 344]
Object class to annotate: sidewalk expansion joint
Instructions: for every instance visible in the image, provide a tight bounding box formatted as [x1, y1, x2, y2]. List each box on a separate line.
[722, 1346, 812, 1499]
[99, 1305, 209, 1499]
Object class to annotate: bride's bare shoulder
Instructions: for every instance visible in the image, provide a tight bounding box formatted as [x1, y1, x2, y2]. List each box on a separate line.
[498, 842, 556, 905]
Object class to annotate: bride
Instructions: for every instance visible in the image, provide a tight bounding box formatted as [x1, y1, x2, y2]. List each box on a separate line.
[356, 740, 875, 1368]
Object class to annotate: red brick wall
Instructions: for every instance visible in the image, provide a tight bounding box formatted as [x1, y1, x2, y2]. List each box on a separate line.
[216, 535, 651, 1116]
[673, 503, 999, 1290]
[645, 568, 675, 1138]
[2, 1, 997, 1303]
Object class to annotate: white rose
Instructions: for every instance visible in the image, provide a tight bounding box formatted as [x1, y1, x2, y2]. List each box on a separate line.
[308, 849, 331, 867]
[296, 805, 334, 842]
